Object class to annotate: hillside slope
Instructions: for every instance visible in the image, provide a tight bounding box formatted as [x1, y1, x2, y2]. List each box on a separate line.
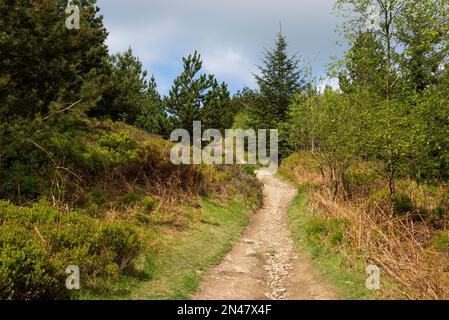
[0, 119, 262, 299]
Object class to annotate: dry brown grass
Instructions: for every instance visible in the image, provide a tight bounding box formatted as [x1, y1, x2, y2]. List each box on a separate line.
[283, 152, 449, 299]
[311, 192, 449, 299]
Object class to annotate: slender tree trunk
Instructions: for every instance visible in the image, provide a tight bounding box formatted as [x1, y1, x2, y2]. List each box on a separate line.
[384, 0, 393, 99]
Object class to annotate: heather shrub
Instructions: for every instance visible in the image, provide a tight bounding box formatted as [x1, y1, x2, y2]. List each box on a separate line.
[0, 200, 142, 300]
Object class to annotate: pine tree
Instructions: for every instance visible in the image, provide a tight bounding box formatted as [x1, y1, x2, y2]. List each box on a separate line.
[93, 48, 150, 124]
[252, 31, 305, 128]
[137, 76, 169, 135]
[164, 51, 212, 134]
[0, 0, 109, 120]
[202, 80, 235, 132]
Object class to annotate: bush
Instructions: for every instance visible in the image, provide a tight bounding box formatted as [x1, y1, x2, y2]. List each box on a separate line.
[0, 200, 142, 300]
[433, 192, 449, 220]
[141, 196, 159, 212]
[86, 188, 107, 206]
[343, 168, 377, 198]
[242, 165, 256, 176]
[0, 119, 144, 203]
[304, 216, 348, 247]
[119, 192, 141, 205]
[393, 192, 414, 214]
[368, 188, 414, 214]
[433, 232, 449, 253]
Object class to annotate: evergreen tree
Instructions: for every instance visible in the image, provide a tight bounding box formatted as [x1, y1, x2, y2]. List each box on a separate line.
[137, 76, 169, 135]
[164, 51, 233, 134]
[164, 51, 213, 134]
[0, 0, 109, 120]
[251, 31, 305, 128]
[93, 48, 150, 124]
[202, 80, 235, 132]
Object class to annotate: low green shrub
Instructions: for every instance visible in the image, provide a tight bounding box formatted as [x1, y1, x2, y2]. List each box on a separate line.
[0, 119, 144, 203]
[304, 215, 348, 247]
[343, 168, 377, 197]
[433, 232, 449, 253]
[242, 165, 256, 176]
[119, 192, 141, 205]
[369, 188, 414, 214]
[433, 192, 449, 220]
[141, 196, 159, 212]
[86, 188, 107, 206]
[393, 192, 414, 214]
[0, 200, 142, 300]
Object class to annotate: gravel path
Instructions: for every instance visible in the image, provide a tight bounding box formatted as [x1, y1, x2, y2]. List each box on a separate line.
[193, 169, 339, 300]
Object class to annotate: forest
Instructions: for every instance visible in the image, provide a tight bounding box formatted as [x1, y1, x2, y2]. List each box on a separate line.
[1, 0, 449, 300]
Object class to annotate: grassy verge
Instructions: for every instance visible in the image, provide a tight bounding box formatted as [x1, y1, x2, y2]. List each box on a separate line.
[285, 192, 378, 300]
[80, 198, 253, 299]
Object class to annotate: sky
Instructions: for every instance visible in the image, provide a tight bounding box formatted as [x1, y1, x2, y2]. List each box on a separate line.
[96, 0, 346, 95]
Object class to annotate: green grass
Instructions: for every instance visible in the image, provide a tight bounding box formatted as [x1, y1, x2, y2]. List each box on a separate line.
[286, 193, 378, 300]
[80, 199, 252, 300]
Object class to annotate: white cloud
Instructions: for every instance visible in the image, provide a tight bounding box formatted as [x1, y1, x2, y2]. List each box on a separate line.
[317, 77, 340, 93]
[202, 48, 256, 88]
[97, 0, 346, 94]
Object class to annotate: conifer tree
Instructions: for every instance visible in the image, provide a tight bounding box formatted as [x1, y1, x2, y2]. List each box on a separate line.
[164, 51, 213, 133]
[202, 80, 235, 132]
[164, 51, 233, 134]
[251, 31, 305, 128]
[137, 76, 169, 135]
[0, 0, 109, 120]
[93, 48, 150, 123]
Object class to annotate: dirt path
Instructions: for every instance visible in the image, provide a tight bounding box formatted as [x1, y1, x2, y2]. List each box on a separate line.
[193, 169, 339, 300]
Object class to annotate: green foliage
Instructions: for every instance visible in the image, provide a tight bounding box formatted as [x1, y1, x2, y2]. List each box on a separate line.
[0, 0, 110, 120]
[252, 31, 305, 128]
[396, 0, 449, 92]
[231, 87, 261, 130]
[433, 232, 449, 253]
[220, 166, 263, 208]
[118, 192, 141, 206]
[392, 192, 414, 214]
[0, 200, 142, 300]
[286, 70, 449, 202]
[338, 32, 387, 95]
[164, 51, 234, 134]
[304, 216, 348, 248]
[0, 119, 145, 202]
[141, 196, 159, 212]
[343, 167, 377, 196]
[242, 165, 256, 176]
[92, 49, 167, 134]
[368, 188, 414, 214]
[202, 81, 237, 132]
[86, 188, 107, 206]
[318, 0, 449, 206]
[433, 192, 449, 220]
